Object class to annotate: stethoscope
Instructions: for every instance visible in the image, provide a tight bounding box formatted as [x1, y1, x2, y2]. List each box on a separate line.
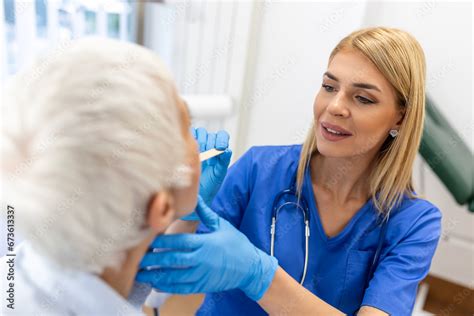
[270, 173, 389, 289]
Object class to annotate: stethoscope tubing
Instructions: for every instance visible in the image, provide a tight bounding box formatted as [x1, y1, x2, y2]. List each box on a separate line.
[270, 177, 389, 289]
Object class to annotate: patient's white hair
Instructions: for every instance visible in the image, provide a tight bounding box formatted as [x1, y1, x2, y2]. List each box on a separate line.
[1, 38, 190, 273]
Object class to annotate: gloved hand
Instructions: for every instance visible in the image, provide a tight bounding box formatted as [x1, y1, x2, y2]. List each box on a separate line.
[136, 196, 279, 301]
[181, 127, 232, 221]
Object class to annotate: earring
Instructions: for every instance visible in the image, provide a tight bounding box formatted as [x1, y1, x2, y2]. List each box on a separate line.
[389, 129, 399, 137]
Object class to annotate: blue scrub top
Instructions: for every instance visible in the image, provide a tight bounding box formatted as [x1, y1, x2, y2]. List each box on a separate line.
[196, 145, 442, 316]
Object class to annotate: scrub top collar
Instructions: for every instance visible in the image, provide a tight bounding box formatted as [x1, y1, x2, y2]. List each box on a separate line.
[302, 163, 376, 245]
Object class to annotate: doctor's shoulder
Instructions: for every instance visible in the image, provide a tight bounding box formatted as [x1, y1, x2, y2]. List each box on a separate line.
[237, 144, 302, 172]
[223, 144, 301, 198]
[387, 195, 443, 244]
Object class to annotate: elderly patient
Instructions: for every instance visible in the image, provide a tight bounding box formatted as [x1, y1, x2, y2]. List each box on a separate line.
[1, 38, 200, 315]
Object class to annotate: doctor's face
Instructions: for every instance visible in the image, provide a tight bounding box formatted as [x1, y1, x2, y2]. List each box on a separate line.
[313, 49, 403, 159]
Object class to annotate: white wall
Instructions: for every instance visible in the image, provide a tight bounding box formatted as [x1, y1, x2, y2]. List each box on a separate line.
[236, 1, 473, 287]
[143, 1, 256, 150]
[236, 1, 369, 152]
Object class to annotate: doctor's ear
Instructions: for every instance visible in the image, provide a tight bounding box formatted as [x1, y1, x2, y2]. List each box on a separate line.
[393, 106, 406, 129]
[147, 191, 176, 233]
[397, 106, 407, 124]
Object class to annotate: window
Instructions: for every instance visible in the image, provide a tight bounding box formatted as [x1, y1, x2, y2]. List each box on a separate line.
[1, 0, 134, 79]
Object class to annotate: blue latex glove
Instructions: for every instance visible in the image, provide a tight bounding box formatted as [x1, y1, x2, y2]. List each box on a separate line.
[181, 127, 232, 221]
[137, 197, 279, 301]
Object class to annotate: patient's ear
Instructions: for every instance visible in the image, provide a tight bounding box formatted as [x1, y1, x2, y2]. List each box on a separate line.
[147, 191, 175, 233]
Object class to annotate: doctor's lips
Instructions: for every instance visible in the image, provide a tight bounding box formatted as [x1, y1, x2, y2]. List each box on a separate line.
[320, 121, 353, 141]
[321, 122, 352, 135]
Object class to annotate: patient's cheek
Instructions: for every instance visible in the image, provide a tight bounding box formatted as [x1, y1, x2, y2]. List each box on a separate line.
[169, 135, 200, 218]
[172, 182, 198, 216]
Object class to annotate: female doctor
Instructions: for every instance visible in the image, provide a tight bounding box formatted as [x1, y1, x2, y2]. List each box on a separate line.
[137, 27, 442, 315]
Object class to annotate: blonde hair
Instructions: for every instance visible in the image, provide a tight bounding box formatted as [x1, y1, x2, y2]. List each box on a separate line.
[1, 38, 191, 273]
[296, 27, 426, 216]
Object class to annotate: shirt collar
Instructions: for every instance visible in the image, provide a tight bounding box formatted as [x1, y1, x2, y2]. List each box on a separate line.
[17, 242, 143, 315]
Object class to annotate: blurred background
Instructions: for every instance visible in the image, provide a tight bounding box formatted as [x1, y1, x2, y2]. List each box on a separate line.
[1, 0, 472, 314]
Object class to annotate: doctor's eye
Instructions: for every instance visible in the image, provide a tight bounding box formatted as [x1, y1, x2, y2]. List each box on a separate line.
[322, 84, 335, 92]
[355, 95, 375, 104]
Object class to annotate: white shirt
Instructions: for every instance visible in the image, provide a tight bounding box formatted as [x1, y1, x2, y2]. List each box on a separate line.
[1, 243, 144, 315]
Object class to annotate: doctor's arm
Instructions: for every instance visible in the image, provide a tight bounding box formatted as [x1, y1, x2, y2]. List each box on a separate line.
[259, 267, 387, 315]
[258, 266, 344, 315]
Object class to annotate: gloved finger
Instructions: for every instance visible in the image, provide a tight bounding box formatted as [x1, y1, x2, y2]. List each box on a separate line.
[196, 196, 219, 231]
[137, 266, 202, 285]
[215, 130, 230, 150]
[149, 280, 205, 295]
[149, 234, 202, 251]
[205, 132, 216, 151]
[139, 251, 198, 269]
[215, 149, 232, 175]
[180, 211, 200, 221]
[196, 127, 208, 152]
[205, 133, 218, 167]
[135, 268, 190, 285]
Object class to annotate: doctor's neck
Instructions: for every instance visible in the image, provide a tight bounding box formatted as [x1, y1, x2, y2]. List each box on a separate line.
[310, 153, 375, 204]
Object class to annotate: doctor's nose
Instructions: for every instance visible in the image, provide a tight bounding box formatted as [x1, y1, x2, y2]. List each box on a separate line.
[326, 93, 350, 118]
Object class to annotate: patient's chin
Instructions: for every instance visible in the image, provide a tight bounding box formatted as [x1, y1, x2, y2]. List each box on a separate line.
[174, 195, 198, 216]
[165, 219, 198, 234]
